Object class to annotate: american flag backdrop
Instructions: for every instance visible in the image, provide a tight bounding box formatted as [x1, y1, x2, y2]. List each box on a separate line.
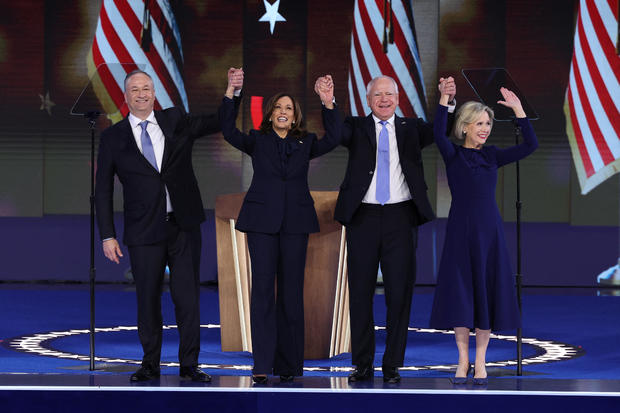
[347, 0, 427, 120]
[564, 0, 620, 195]
[87, 0, 188, 124]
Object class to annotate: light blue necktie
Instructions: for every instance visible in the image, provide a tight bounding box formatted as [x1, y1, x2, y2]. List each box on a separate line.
[140, 121, 158, 172]
[376, 120, 390, 205]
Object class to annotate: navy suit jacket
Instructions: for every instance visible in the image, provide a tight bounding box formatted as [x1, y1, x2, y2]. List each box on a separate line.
[95, 106, 220, 246]
[219, 96, 341, 234]
[334, 113, 439, 227]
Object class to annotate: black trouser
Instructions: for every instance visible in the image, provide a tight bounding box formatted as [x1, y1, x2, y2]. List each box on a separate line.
[246, 231, 309, 376]
[128, 219, 202, 369]
[346, 201, 417, 369]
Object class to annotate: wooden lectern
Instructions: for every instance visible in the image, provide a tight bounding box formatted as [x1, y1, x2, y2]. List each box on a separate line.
[215, 191, 350, 359]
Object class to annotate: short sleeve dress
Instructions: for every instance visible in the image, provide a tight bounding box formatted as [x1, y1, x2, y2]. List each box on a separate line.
[429, 104, 538, 331]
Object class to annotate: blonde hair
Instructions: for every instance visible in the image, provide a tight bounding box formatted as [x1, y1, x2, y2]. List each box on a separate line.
[453, 101, 494, 140]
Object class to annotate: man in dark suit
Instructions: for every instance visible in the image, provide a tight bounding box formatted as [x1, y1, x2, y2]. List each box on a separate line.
[95, 69, 242, 382]
[335, 76, 455, 383]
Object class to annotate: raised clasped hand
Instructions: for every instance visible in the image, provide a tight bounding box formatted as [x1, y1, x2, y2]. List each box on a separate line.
[227, 67, 244, 91]
[314, 74, 334, 108]
[438, 76, 456, 100]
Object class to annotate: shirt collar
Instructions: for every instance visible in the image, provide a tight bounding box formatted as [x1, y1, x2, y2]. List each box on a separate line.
[128, 111, 157, 129]
[371, 113, 395, 127]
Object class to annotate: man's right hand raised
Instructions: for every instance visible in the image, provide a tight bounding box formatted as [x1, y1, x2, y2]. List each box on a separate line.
[314, 75, 335, 109]
[226, 67, 244, 98]
[103, 239, 123, 264]
[438, 76, 456, 106]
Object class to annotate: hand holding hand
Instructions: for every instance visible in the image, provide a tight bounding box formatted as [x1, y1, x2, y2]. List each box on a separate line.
[103, 238, 123, 264]
[314, 75, 334, 109]
[438, 76, 456, 105]
[497, 87, 526, 118]
[226, 67, 244, 98]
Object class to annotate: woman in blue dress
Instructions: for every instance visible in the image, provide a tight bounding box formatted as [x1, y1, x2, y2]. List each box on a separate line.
[430, 77, 538, 384]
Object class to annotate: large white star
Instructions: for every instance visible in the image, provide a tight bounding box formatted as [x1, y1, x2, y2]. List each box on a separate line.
[259, 0, 286, 35]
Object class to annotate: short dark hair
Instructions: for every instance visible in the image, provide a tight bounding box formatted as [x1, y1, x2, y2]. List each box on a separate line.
[259, 93, 306, 138]
[124, 70, 153, 91]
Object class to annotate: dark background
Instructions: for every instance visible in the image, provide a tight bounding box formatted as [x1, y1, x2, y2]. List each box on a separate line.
[0, 0, 617, 286]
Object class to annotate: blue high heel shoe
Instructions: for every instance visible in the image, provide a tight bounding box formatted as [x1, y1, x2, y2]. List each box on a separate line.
[472, 367, 488, 385]
[473, 377, 488, 385]
[449, 364, 472, 384]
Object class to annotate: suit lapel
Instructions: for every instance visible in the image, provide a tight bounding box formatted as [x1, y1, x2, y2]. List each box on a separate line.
[120, 118, 153, 172]
[394, 115, 406, 155]
[119, 118, 139, 152]
[122, 115, 161, 174]
[285, 136, 307, 177]
[365, 115, 377, 153]
[266, 131, 285, 175]
[155, 111, 174, 171]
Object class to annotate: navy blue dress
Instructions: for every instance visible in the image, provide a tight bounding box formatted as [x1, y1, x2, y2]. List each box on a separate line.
[429, 104, 538, 331]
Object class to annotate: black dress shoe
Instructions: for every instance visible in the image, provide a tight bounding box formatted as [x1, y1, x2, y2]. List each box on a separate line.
[179, 366, 211, 382]
[130, 365, 160, 382]
[348, 366, 374, 382]
[382, 366, 401, 384]
[279, 375, 294, 382]
[252, 375, 268, 384]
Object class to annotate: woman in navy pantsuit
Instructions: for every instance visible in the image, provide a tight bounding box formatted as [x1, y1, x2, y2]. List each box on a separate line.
[219, 69, 341, 383]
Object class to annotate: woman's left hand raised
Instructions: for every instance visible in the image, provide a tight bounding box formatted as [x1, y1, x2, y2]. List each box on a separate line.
[497, 87, 526, 118]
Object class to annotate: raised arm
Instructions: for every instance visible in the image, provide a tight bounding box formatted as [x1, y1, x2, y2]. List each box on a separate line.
[218, 68, 257, 155]
[225, 67, 244, 99]
[172, 69, 244, 141]
[310, 75, 341, 158]
[434, 77, 457, 162]
[494, 87, 538, 166]
[314, 74, 334, 109]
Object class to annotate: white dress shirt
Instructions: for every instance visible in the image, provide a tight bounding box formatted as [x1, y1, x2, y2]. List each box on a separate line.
[362, 114, 413, 204]
[128, 112, 173, 213]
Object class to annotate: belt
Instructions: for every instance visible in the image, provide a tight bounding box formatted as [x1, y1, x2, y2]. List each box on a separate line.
[165, 212, 175, 222]
[360, 200, 412, 209]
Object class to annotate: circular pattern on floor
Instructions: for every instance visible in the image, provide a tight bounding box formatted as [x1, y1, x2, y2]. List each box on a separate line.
[6, 324, 583, 372]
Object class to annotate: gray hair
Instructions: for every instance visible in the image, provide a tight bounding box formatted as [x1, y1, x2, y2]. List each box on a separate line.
[453, 101, 494, 140]
[124, 69, 153, 91]
[366, 76, 399, 96]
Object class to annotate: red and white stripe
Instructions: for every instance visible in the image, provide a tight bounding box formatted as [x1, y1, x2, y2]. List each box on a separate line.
[565, 0, 620, 194]
[348, 0, 427, 120]
[89, 0, 188, 119]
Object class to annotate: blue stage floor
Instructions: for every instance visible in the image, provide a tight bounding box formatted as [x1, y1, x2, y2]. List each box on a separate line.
[1, 284, 619, 411]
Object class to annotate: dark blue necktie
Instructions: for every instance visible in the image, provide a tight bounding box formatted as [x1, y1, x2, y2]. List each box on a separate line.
[376, 120, 390, 205]
[140, 121, 158, 172]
